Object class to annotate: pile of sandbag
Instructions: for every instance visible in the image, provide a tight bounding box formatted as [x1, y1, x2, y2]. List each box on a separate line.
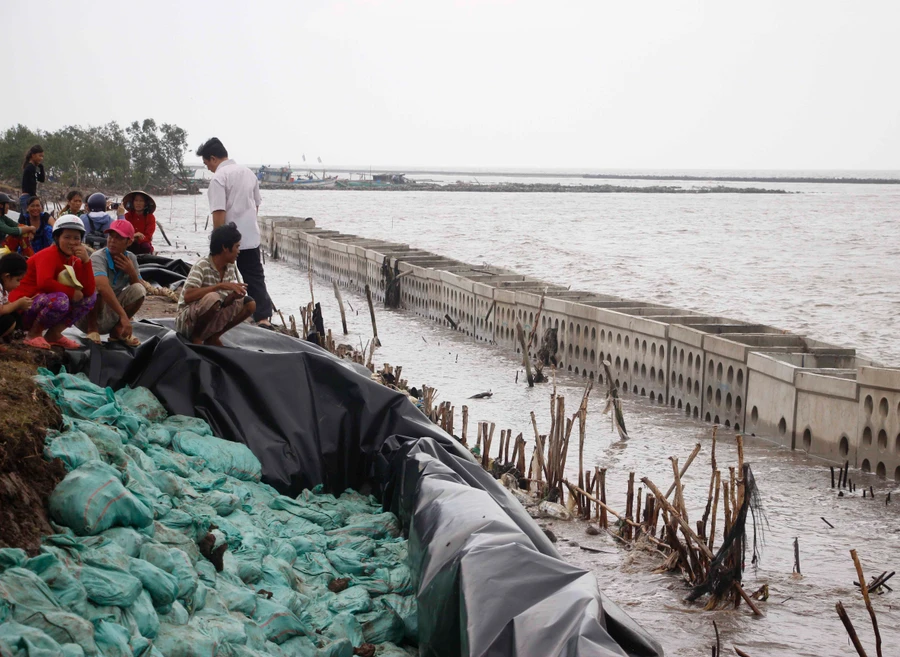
[0, 368, 416, 657]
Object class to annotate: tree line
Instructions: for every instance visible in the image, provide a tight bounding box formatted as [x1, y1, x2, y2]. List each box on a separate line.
[0, 120, 192, 193]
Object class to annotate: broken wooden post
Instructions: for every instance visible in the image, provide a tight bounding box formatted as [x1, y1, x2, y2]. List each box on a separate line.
[516, 321, 534, 387]
[333, 280, 348, 335]
[364, 284, 380, 346]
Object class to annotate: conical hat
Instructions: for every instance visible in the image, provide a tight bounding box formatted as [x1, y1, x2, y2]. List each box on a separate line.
[123, 190, 157, 215]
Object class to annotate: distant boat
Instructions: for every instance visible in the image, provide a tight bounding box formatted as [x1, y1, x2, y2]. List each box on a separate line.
[290, 171, 341, 188]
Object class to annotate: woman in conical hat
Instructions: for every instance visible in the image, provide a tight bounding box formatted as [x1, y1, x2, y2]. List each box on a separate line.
[122, 190, 157, 255]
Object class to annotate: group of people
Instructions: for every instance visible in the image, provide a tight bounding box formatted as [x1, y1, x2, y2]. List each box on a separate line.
[0, 137, 272, 351]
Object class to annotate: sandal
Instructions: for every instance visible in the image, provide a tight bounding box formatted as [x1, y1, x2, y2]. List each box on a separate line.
[47, 336, 82, 350]
[115, 335, 141, 347]
[24, 336, 51, 350]
[86, 332, 102, 344]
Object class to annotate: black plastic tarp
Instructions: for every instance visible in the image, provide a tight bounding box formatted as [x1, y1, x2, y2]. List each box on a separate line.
[75, 320, 664, 657]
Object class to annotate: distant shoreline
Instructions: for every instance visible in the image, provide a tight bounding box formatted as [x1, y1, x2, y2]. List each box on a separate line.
[582, 173, 899, 184]
[259, 182, 790, 194]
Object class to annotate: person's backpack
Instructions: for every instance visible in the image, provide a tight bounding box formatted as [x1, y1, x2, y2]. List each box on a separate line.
[83, 213, 108, 248]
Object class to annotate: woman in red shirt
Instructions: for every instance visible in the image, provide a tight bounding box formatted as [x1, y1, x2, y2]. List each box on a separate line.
[10, 215, 96, 350]
[123, 190, 157, 254]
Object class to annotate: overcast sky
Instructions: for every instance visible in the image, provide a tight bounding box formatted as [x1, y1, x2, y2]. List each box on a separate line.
[7, 0, 899, 170]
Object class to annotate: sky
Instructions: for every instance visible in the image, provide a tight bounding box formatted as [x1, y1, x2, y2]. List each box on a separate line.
[7, 0, 900, 170]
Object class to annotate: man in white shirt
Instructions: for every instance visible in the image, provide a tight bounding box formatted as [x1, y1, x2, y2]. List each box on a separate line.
[196, 137, 273, 328]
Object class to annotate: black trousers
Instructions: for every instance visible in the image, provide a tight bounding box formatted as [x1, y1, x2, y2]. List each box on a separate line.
[0, 311, 22, 337]
[237, 247, 272, 322]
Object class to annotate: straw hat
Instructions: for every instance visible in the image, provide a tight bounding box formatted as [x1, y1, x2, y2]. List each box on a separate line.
[123, 190, 157, 215]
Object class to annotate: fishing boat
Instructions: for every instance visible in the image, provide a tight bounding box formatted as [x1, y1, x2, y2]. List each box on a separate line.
[291, 171, 341, 188]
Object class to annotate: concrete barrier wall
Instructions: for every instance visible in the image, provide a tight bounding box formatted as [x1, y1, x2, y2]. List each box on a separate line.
[260, 217, 900, 480]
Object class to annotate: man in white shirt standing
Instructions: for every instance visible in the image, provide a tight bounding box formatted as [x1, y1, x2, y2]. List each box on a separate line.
[196, 137, 273, 328]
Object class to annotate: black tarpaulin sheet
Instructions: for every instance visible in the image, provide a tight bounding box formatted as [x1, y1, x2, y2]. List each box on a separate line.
[77, 320, 664, 657]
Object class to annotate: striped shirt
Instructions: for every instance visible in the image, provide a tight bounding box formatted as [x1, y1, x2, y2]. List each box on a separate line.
[177, 256, 242, 315]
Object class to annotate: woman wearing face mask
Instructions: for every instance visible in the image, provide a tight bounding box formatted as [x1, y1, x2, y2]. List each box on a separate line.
[20, 145, 45, 215]
[8, 215, 96, 350]
[122, 190, 157, 254]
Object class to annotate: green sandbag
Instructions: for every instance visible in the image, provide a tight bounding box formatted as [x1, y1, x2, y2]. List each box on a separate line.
[215, 576, 257, 616]
[290, 535, 329, 556]
[323, 612, 364, 646]
[194, 611, 247, 645]
[99, 527, 146, 558]
[380, 595, 417, 643]
[157, 601, 189, 626]
[114, 387, 168, 422]
[128, 558, 178, 607]
[130, 637, 165, 657]
[357, 605, 404, 645]
[49, 461, 153, 535]
[162, 415, 214, 437]
[141, 425, 174, 447]
[61, 643, 86, 657]
[0, 567, 62, 612]
[63, 419, 125, 449]
[149, 470, 184, 499]
[270, 497, 343, 530]
[13, 608, 98, 655]
[92, 621, 131, 657]
[23, 554, 89, 616]
[154, 622, 220, 657]
[278, 635, 318, 657]
[145, 445, 196, 478]
[200, 490, 240, 516]
[326, 547, 378, 576]
[324, 513, 400, 540]
[74, 564, 142, 607]
[0, 549, 27, 572]
[316, 638, 353, 657]
[139, 545, 197, 601]
[251, 597, 308, 644]
[123, 590, 159, 639]
[171, 431, 261, 482]
[43, 430, 102, 471]
[0, 621, 64, 657]
[327, 587, 372, 615]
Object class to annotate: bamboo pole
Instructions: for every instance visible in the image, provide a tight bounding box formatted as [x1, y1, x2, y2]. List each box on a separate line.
[333, 280, 348, 335]
[625, 472, 635, 541]
[461, 406, 468, 446]
[708, 470, 721, 552]
[599, 468, 608, 528]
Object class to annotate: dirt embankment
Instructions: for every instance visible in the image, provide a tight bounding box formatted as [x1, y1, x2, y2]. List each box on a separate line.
[0, 344, 67, 553]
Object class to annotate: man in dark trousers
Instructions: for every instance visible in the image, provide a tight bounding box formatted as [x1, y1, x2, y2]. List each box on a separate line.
[196, 137, 273, 328]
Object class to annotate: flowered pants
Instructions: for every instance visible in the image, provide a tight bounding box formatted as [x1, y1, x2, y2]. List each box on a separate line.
[22, 292, 97, 330]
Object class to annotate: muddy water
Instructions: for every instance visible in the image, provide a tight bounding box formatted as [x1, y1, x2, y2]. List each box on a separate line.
[155, 190, 900, 656]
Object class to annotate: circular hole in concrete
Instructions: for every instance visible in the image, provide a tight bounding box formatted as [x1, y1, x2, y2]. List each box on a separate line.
[863, 427, 873, 445]
[642, 340, 648, 354]
[861, 459, 871, 472]
[708, 359, 714, 378]
[651, 343, 657, 358]
[615, 356, 621, 370]
[802, 428, 811, 450]
[678, 374, 684, 389]
[650, 392, 655, 401]
[879, 397, 889, 417]
[727, 366, 734, 384]
[707, 386, 713, 403]
[864, 395, 873, 415]
[633, 385, 638, 394]
[717, 362, 724, 381]
[640, 364, 646, 377]
[778, 417, 787, 435]
[624, 336, 630, 349]
[725, 420, 731, 428]
[878, 430, 887, 448]
[895, 465, 900, 482]
[641, 388, 646, 396]
[687, 376, 692, 391]
[840, 436, 849, 457]
[714, 415, 720, 424]
[734, 423, 740, 432]
[659, 371, 665, 386]
[685, 402, 690, 414]
[735, 396, 743, 414]
[659, 346, 665, 360]
[617, 334, 622, 346]
[678, 348, 684, 364]
[715, 389, 722, 406]
[688, 352, 693, 369]
[694, 381, 700, 396]
[705, 412, 712, 422]
[693, 407, 699, 419]
[876, 462, 886, 478]
[726, 393, 733, 411]
[896, 433, 900, 454]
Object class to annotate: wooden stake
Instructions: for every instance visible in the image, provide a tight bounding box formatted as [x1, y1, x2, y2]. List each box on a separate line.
[516, 321, 534, 387]
[708, 470, 721, 552]
[851, 549, 882, 657]
[665, 443, 703, 500]
[793, 537, 801, 575]
[461, 405, 468, 446]
[364, 284, 380, 346]
[333, 280, 348, 335]
[599, 468, 608, 528]
[835, 601, 869, 657]
[625, 472, 635, 541]
[736, 435, 745, 510]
